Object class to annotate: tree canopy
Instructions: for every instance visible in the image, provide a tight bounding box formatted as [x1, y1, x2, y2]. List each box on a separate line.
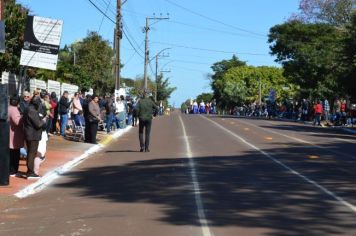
[290, 0, 354, 26]
[0, 0, 28, 74]
[268, 21, 343, 98]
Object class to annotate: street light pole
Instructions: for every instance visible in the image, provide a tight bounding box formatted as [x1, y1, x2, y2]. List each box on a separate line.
[154, 47, 170, 101]
[143, 15, 169, 91]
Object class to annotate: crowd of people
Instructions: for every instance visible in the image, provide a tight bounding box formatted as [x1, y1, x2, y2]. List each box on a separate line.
[230, 97, 356, 127]
[7, 89, 139, 180]
[182, 99, 217, 114]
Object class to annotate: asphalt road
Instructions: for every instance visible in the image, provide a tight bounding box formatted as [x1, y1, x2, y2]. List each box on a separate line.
[1, 112, 356, 236]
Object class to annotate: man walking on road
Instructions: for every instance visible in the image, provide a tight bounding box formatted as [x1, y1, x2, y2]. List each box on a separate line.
[136, 91, 158, 152]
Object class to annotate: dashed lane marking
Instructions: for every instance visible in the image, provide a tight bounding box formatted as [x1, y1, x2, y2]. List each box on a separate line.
[202, 116, 356, 214]
[236, 119, 356, 160]
[179, 116, 212, 236]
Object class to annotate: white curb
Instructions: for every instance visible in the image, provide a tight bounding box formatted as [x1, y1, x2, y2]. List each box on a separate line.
[15, 126, 133, 199]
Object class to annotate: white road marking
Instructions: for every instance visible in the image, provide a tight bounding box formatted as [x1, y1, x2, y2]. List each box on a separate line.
[202, 116, 356, 214]
[179, 116, 212, 236]
[236, 119, 356, 160]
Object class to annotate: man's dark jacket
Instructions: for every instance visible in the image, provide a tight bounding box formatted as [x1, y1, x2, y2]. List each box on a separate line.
[59, 96, 71, 115]
[23, 103, 46, 141]
[137, 98, 158, 121]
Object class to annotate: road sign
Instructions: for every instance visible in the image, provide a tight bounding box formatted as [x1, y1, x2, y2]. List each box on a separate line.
[20, 16, 63, 70]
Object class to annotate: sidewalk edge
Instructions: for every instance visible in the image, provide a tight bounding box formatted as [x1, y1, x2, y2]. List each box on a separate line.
[14, 126, 132, 199]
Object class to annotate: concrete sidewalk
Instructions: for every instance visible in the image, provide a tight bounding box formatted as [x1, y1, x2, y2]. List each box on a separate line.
[0, 126, 133, 207]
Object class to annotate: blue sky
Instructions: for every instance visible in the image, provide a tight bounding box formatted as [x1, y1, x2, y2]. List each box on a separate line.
[18, 0, 300, 106]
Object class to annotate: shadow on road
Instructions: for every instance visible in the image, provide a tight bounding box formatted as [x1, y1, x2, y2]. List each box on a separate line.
[54, 141, 356, 236]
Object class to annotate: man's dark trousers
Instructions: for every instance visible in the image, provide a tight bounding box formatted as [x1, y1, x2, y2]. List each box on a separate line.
[139, 119, 152, 150]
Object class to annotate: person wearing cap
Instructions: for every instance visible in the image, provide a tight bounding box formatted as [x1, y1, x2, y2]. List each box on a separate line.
[136, 90, 158, 152]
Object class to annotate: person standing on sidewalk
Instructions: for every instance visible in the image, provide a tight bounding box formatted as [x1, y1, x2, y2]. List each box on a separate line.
[322, 97, 330, 123]
[313, 100, 323, 126]
[72, 92, 83, 126]
[50, 92, 58, 134]
[105, 94, 115, 133]
[23, 96, 47, 179]
[59, 91, 72, 137]
[83, 95, 92, 142]
[333, 97, 341, 126]
[88, 95, 101, 144]
[136, 91, 158, 152]
[8, 95, 24, 176]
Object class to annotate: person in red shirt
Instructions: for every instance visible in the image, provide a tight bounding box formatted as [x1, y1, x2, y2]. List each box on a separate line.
[313, 100, 323, 126]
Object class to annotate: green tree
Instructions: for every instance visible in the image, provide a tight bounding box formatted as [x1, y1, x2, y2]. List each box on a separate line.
[75, 31, 114, 95]
[210, 55, 246, 107]
[216, 66, 296, 107]
[196, 92, 213, 103]
[130, 76, 156, 98]
[340, 11, 356, 99]
[268, 21, 343, 98]
[0, 0, 28, 73]
[156, 73, 176, 103]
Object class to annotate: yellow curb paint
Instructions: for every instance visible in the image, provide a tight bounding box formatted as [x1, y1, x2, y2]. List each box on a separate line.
[100, 136, 113, 146]
[308, 155, 320, 159]
[265, 137, 273, 140]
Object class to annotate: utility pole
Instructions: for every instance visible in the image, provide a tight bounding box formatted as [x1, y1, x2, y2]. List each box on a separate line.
[143, 15, 169, 90]
[115, 0, 122, 96]
[143, 17, 149, 90]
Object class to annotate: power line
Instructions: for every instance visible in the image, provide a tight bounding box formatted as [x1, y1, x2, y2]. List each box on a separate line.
[152, 41, 270, 56]
[87, 0, 115, 24]
[87, 0, 144, 59]
[98, 0, 112, 32]
[163, 0, 267, 37]
[167, 20, 265, 39]
[122, 19, 145, 53]
[124, 40, 145, 65]
[122, 30, 145, 59]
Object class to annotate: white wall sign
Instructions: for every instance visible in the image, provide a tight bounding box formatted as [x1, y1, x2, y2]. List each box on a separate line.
[47, 80, 61, 95]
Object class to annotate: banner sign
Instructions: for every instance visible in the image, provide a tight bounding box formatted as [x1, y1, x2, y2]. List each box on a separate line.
[20, 16, 63, 70]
